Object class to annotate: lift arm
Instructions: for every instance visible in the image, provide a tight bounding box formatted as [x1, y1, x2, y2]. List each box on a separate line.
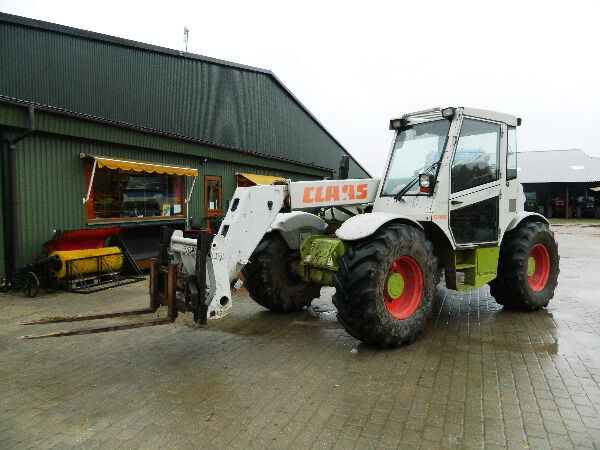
[200, 184, 288, 318]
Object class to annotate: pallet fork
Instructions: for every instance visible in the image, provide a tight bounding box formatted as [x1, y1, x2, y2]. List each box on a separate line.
[18, 229, 213, 339]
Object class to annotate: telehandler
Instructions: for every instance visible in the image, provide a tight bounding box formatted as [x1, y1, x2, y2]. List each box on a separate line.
[21, 107, 559, 347]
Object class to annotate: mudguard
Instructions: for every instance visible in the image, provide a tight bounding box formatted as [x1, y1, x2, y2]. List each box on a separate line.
[269, 211, 327, 249]
[335, 212, 423, 241]
[505, 212, 549, 232]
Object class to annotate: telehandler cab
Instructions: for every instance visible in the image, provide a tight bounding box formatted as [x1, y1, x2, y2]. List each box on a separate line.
[21, 107, 559, 347]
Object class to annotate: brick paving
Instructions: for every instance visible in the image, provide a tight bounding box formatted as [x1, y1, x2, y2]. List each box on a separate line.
[1, 230, 600, 449]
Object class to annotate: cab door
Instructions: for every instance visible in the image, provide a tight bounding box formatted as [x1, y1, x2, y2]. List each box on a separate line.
[448, 117, 502, 247]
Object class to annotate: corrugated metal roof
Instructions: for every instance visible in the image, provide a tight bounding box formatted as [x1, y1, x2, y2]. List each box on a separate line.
[518, 149, 600, 184]
[0, 12, 371, 178]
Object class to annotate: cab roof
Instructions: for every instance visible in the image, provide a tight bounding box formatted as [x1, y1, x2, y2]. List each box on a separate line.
[392, 107, 519, 127]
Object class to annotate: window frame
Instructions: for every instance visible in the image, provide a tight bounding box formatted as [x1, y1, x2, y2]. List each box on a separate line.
[84, 160, 187, 223]
[449, 196, 500, 245]
[450, 116, 502, 194]
[380, 119, 451, 198]
[204, 175, 223, 218]
[506, 125, 518, 181]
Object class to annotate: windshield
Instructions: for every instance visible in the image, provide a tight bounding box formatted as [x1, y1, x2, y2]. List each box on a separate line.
[381, 120, 451, 196]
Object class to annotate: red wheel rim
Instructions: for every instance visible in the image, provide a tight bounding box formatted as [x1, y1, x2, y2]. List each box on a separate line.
[527, 243, 550, 292]
[384, 256, 423, 320]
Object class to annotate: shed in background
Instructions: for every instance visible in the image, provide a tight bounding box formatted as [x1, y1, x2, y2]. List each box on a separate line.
[518, 149, 600, 218]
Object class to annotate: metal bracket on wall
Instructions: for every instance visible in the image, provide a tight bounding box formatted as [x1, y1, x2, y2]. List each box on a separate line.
[83, 158, 97, 203]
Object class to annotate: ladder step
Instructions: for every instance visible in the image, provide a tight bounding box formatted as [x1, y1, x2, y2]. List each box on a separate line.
[455, 263, 476, 269]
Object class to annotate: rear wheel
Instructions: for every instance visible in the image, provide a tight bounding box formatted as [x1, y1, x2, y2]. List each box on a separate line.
[333, 224, 439, 348]
[490, 222, 559, 310]
[242, 233, 320, 312]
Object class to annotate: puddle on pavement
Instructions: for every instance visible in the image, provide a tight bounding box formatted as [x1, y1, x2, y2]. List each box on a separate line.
[551, 328, 600, 353]
[200, 303, 344, 339]
[208, 311, 294, 336]
[289, 305, 342, 329]
[451, 306, 600, 360]
[478, 339, 560, 355]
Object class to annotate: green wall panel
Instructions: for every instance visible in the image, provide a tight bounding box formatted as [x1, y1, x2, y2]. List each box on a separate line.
[13, 134, 318, 266]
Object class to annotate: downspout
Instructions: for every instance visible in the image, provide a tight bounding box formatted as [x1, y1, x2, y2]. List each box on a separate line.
[1, 106, 35, 278]
[1, 135, 15, 278]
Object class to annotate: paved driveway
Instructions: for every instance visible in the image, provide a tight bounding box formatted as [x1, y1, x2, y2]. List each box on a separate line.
[1, 229, 599, 449]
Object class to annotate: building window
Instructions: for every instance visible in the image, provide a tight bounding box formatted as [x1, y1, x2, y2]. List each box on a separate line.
[204, 175, 222, 221]
[87, 167, 185, 221]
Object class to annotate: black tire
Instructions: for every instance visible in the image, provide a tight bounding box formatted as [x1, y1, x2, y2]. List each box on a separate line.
[333, 224, 439, 348]
[242, 232, 320, 312]
[490, 222, 559, 311]
[23, 271, 40, 298]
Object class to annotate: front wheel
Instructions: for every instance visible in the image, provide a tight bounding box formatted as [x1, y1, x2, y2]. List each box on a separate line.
[490, 222, 559, 310]
[333, 224, 439, 348]
[242, 233, 320, 312]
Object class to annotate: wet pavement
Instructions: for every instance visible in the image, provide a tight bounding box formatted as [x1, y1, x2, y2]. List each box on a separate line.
[1, 229, 600, 448]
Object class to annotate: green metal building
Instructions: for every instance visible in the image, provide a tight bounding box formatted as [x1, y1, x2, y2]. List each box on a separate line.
[0, 13, 370, 277]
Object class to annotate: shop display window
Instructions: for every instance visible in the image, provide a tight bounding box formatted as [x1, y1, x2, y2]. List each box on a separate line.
[87, 167, 184, 221]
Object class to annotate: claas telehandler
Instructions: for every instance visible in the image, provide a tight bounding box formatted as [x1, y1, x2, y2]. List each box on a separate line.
[21, 107, 559, 347]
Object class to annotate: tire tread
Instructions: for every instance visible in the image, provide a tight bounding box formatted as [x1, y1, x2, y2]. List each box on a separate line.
[333, 224, 439, 348]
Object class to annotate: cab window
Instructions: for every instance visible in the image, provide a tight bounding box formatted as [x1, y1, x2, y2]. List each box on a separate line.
[451, 118, 501, 193]
[507, 126, 517, 180]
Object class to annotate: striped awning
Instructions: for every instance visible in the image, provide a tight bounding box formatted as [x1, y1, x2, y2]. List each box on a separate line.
[84, 154, 198, 177]
[236, 172, 286, 186]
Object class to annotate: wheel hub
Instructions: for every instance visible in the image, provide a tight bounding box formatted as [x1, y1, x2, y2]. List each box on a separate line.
[386, 273, 405, 299]
[384, 256, 423, 320]
[527, 243, 550, 292]
[527, 257, 536, 277]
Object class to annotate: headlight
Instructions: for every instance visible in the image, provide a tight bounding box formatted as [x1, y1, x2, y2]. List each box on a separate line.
[419, 173, 435, 194]
[419, 174, 432, 188]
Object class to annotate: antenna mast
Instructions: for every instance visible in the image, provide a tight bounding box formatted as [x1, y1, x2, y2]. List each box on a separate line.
[183, 27, 189, 52]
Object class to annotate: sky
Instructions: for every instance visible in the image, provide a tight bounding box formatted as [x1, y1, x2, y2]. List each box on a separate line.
[1, 0, 599, 176]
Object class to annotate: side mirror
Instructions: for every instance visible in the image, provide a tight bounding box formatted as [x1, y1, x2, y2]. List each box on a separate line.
[419, 173, 435, 195]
